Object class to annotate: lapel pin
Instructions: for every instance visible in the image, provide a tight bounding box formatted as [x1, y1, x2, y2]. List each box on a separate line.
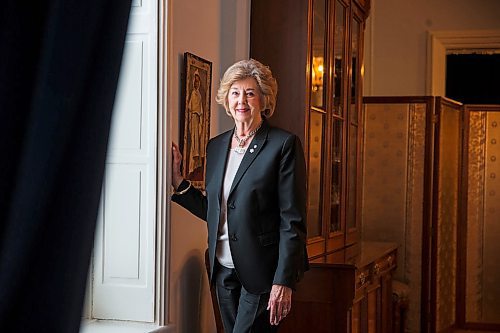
[253, 145, 257, 148]
[250, 148, 254, 153]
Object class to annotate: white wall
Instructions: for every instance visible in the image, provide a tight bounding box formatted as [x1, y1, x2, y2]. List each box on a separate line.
[364, 0, 500, 96]
[167, 1, 250, 332]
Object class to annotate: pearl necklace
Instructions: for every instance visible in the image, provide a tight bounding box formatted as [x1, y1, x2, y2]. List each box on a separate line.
[233, 122, 262, 154]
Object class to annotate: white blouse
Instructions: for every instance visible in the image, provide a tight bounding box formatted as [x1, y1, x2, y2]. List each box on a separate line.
[216, 148, 245, 268]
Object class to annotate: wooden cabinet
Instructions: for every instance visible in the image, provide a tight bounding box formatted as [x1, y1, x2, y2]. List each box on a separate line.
[347, 243, 397, 333]
[250, 0, 370, 258]
[249, 3, 403, 333]
[280, 242, 397, 333]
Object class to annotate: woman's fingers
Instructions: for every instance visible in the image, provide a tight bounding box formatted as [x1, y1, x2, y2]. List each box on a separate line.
[171, 143, 184, 188]
[172, 143, 182, 168]
[172, 142, 182, 162]
[268, 284, 293, 325]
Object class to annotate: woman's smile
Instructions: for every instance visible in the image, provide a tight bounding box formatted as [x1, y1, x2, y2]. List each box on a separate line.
[235, 107, 249, 113]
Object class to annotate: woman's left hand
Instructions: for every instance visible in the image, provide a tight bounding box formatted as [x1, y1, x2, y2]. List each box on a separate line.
[267, 284, 292, 325]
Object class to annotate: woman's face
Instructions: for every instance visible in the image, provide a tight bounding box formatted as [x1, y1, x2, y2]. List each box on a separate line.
[227, 77, 263, 124]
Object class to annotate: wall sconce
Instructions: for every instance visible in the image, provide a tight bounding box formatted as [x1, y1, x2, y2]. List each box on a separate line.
[312, 56, 324, 91]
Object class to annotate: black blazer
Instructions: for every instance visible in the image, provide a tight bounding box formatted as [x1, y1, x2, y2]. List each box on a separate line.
[172, 120, 308, 294]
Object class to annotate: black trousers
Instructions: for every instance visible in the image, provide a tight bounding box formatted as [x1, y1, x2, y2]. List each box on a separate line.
[214, 261, 279, 333]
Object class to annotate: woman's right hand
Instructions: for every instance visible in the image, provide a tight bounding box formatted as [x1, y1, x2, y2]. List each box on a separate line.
[172, 142, 184, 190]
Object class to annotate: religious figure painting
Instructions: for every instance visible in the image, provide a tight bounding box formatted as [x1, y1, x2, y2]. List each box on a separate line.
[181, 52, 212, 189]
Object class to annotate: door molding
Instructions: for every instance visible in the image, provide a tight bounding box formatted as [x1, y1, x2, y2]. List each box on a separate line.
[426, 30, 500, 96]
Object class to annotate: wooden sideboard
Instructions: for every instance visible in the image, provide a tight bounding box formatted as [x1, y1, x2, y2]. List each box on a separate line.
[280, 242, 397, 333]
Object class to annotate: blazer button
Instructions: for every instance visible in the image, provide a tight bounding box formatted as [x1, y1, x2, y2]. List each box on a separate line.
[230, 234, 238, 241]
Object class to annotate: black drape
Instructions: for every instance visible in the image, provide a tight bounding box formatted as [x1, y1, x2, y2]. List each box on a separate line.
[0, 1, 131, 332]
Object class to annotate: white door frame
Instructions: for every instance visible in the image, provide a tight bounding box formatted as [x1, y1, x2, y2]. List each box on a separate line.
[426, 30, 500, 96]
[157, 0, 170, 326]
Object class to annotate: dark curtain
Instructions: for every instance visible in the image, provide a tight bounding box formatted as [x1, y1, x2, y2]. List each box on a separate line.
[0, 1, 131, 332]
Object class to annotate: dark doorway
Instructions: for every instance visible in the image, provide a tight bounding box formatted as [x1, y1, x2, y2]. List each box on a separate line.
[446, 53, 500, 104]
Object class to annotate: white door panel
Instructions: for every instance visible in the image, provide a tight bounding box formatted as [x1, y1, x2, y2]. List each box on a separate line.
[103, 166, 143, 281]
[109, 39, 146, 152]
[92, 0, 157, 322]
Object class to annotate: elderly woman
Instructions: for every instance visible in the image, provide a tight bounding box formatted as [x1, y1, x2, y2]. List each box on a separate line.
[172, 59, 308, 333]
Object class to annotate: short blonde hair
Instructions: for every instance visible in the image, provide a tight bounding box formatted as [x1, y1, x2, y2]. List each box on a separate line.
[216, 59, 278, 118]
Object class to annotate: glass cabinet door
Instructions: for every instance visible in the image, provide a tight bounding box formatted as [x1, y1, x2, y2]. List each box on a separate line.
[329, 0, 348, 248]
[306, 0, 367, 256]
[310, 0, 327, 109]
[333, 0, 346, 116]
[307, 0, 328, 256]
[346, 10, 362, 241]
[307, 111, 325, 240]
[349, 16, 360, 123]
[331, 119, 343, 233]
[347, 122, 359, 231]
[329, 0, 347, 235]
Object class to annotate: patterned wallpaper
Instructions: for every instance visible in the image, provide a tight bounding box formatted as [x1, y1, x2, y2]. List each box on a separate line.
[466, 111, 486, 322]
[362, 102, 426, 333]
[467, 110, 500, 323]
[483, 112, 500, 321]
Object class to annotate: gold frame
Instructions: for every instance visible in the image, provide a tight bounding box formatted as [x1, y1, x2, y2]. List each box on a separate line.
[180, 52, 212, 189]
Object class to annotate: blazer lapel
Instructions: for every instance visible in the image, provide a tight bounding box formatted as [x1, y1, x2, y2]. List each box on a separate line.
[229, 120, 270, 197]
[211, 130, 232, 205]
